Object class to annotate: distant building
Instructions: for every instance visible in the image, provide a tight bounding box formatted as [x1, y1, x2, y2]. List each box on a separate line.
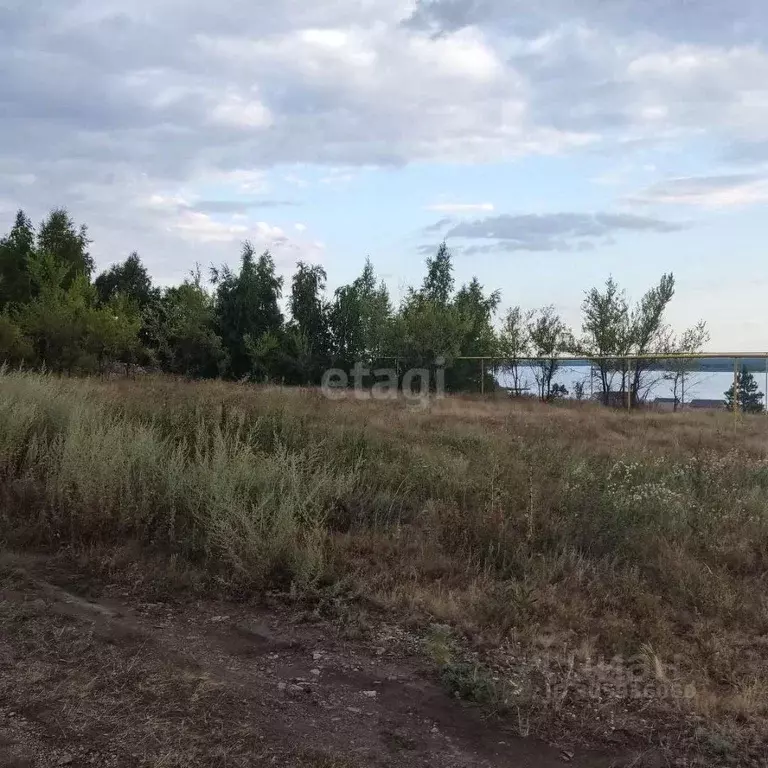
[688, 399, 725, 411]
[653, 397, 678, 412]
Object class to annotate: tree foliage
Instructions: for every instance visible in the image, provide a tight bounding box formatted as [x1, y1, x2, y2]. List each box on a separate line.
[577, 274, 705, 404]
[0, 210, 35, 309]
[0, 207, 707, 402]
[725, 367, 764, 414]
[212, 243, 284, 379]
[497, 306, 532, 395]
[528, 306, 572, 401]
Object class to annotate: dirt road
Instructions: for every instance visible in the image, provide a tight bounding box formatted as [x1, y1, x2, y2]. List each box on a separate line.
[0, 555, 633, 768]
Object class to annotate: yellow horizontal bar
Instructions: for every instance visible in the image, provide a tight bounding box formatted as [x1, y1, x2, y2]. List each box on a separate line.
[376, 354, 768, 361]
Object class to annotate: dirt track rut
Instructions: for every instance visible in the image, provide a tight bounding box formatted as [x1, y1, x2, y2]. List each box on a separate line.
[0, 557, 630, 768]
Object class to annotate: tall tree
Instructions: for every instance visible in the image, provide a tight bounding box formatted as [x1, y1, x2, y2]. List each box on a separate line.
[328, 284, 364, 371]
[352, 257, 392, 362]
[579, 273, 679, 405]
[0, 210, 35, 309]
[36, 209, 93, 281]
[86, 293, 144, 375]
[528, 306, 572, 401]
[579, 276, 630, 404]
[213, 243, 284, 379]
[497, 306, 533, 396]
[629, 273, 675, 402]
[18, 252, 101, 373]
[661, 322, 710, 410]
[95, 252, 156, 308]
[390, 243, 465, 389]
[725, 366, 764, 414]
[421, 241, 454, 307]
[156, 268, 227, 378]
[450, 277, 500, 391]
[288, 262, 330, 383]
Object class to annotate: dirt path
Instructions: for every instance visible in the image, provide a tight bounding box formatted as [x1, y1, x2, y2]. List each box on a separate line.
[0, 556, 629, 768]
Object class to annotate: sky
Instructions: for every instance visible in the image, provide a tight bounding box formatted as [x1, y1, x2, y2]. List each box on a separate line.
[1, 0, 768, 350]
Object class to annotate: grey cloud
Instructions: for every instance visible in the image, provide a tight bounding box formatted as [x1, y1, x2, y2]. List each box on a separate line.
[187, 200, 297, 214]
[0, 0, 766, 282]
[423, 217, 455, 234]
[406, 0, 767, 45]
[436, 212, 687, 252]
[406, 1, 768, 150]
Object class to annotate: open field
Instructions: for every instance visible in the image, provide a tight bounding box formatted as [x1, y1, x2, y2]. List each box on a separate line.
[2, 370, 768, 766]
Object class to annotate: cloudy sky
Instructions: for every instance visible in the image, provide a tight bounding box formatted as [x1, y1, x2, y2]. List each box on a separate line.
[2, 0, 767, 349]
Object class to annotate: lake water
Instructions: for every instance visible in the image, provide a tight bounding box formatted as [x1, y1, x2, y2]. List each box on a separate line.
[498, 365, 768, 405]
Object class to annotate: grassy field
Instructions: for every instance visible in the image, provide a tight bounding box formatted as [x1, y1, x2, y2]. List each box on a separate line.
[2, 369, 768, 763]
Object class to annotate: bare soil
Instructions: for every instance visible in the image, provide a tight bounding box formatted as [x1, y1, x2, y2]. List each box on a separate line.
[0, 553, 637, 768]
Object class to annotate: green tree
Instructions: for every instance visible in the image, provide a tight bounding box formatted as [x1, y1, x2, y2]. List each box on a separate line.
[243, 330, 282, 383]
[95, 252, 156, 308]
[0, 313, 33, 365]
[279, 327, 316, 386]
[352, 257, 392, 363]
[18, 253, 97, 373]
[86, 294, 144, 375]
[287, 262, 330, 383]
[628, 273, 675, 402]
[0, 210, 35, 309]
[213, 243, 284, 379]
[725, 366, 764, 414]
[421, 241, 453, 306]
[156, 269, 227, 378]
[497, 306, 533, 396]
[394, 294, 465, 378]
[328, 283, 364, 371]
[528, 306, 572, 401]
[327, 258, 393, 383]
[661, 322, 710, 410]
[450, 277, 500, 391]
[391, 243, 458, 387]
[579, 276, 630, 404]
[36, 209, 93, 281]
[579, 273, 678, 405]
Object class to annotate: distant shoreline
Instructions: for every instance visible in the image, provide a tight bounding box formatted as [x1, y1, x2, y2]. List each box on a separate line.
[558, 358, 768, 373]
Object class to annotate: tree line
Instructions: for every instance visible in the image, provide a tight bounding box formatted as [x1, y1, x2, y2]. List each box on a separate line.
[0, 207, 713, 401]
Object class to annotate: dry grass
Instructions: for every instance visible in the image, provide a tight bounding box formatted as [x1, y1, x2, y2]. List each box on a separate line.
[1, 369, 768, 759]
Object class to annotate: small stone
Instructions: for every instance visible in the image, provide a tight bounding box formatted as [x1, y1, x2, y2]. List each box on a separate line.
[312, 651, 324, 661]
[347, 707, 362, 714]
[277, 682, 287, 692]
[311, 668, 321, 676]
[362, 690, 377, 698]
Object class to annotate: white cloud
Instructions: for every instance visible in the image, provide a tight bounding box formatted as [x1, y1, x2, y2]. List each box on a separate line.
[209, 93, 273, 129]
[425, 202, 495, 213]
[629, 174, 768, 208]
[172, 211, 250, 243]
[2, 0, 768, 282]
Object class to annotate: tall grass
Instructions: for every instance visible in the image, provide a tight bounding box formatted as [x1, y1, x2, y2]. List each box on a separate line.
[2, 368, 768, 739]
[0, 370, 364, 586]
